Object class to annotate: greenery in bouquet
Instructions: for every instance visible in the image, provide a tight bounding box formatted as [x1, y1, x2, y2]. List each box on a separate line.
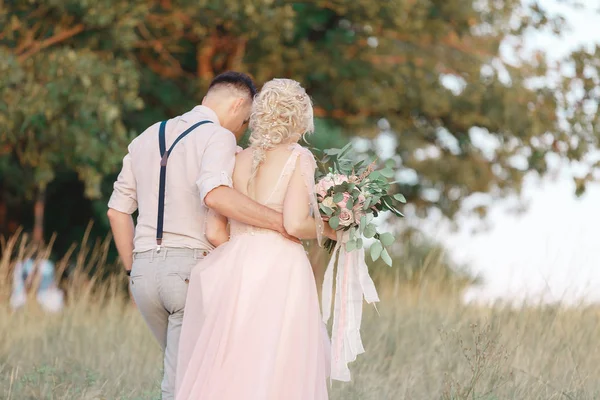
[313, 143, 406, 266]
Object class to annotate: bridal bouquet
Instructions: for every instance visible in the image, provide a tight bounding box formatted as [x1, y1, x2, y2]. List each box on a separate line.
[313, 143, 405, 382]
[315, 143, 405, 266]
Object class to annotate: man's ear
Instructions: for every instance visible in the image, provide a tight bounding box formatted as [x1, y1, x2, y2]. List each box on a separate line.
[201, 96, 207, 105]
[233, 97, 245, 111]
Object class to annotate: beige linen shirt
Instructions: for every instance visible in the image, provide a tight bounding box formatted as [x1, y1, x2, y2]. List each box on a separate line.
[108, 105, 236, 252]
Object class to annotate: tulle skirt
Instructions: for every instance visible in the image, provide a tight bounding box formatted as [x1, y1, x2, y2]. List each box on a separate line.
[176, 231, 329, 400]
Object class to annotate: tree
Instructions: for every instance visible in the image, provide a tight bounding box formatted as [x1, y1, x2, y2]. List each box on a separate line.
[0, 1, 145, 241]
[132, 0, 600, 219]
[1, 0, 599, 243]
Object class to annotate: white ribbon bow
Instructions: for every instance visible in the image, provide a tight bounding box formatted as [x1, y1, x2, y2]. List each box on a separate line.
[321, 231, 380, 382]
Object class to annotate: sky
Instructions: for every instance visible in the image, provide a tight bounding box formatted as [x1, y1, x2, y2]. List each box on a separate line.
[411, 0, 600, 305]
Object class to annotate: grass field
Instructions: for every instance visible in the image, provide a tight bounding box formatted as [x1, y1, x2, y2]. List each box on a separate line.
[2, 233, 600, 399]
[3, 289, 600, 399]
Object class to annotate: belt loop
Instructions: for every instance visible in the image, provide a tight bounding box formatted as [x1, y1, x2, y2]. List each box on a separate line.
[150, 250, 155, 263]
[162, 248, 168, 260]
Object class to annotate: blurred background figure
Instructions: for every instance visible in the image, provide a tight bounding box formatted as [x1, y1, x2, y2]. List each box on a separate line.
[10, 257, 64, 313]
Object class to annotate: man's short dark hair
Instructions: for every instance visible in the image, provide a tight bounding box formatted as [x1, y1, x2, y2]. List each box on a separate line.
[208, 71, 257, 99]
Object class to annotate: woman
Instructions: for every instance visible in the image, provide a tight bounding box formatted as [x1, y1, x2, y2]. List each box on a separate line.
[176, 79, 335, 400]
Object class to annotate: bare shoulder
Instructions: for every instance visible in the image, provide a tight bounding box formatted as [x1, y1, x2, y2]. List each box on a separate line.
[235, 148, 253, 168]
[275, 143, 313, 160]
[236, 147, 253, 160]
[297, 145, 313, 156]
[296, 145, 316, 164]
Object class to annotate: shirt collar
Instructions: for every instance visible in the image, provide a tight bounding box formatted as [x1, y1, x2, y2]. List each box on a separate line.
[189, 105, 221, 126]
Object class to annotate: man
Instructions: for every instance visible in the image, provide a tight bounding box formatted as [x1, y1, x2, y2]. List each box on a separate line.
[107, 71, 292, 399]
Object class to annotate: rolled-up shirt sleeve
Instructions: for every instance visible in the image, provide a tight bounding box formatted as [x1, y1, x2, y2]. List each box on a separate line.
[196, 128, 237, 206]
[108, 143, 138, 214]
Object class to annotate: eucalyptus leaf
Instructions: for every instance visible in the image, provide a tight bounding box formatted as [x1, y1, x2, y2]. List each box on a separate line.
[371, 196, 381, 207]
[320, 204, 334, 216]
[394, 193, 407, 203]
[369, 171, 382, 180]
[346, 239, 357, 252]
[349, 227, 356, 241]
[364, 224, 377, 238]
[353, 160, 365, 171]
[395, 209, 405, 217]
[359, 215, 367, 233]
[383, 201, 404, 216]
[379, 232, 395, 246]
[333, 192, 343, 203]
[356, 238, 363, 248]
[338, 142, 353, 158]
[380, 168, 395, 178]
[370, 241, 383, 262]
[329, 216, 340, 230]
[381, 248, 393, 266]
[381, 197, 396, 212]
[346, 197, 353, 210]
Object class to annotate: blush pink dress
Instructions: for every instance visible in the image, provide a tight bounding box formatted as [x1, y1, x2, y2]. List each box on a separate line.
[176, 144, 330, 400]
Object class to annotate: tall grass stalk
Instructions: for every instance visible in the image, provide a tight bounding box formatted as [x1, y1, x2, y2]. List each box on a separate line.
[2, 231, 600, 399]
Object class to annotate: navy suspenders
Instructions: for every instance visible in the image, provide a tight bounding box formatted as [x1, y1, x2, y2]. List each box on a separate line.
[156, 119, 213, 251]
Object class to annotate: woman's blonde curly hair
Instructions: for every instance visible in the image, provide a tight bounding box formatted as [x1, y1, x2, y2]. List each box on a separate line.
[247, 78, 314, 193]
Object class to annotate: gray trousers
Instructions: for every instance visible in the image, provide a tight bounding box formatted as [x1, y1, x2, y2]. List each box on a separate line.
[130, 247, 207, 400]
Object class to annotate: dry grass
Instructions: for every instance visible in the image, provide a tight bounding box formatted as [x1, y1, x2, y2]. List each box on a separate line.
[2, 232, 600, 399]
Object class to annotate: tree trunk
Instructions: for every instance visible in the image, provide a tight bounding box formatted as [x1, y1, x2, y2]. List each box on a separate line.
[0, 197, 6, 235]
[32, 186, 46, 244]
[197, 33, 216, 80]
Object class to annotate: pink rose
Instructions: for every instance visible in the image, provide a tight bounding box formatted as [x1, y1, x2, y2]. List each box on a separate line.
[315, 179, 329, 199]
[338, 208, 354, 227]
[334, 174, 349, 184]
[336, 192, 352, 208]
[316, 174, 348, 198]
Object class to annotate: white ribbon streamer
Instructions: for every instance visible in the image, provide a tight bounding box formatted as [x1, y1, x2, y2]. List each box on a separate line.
[321, 231, 380, 382]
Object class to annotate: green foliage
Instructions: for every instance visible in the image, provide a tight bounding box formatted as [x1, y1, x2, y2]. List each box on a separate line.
[0, 0, 599, 247]
[126, 0, 598, 218]
[0, 1, 145, 202]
